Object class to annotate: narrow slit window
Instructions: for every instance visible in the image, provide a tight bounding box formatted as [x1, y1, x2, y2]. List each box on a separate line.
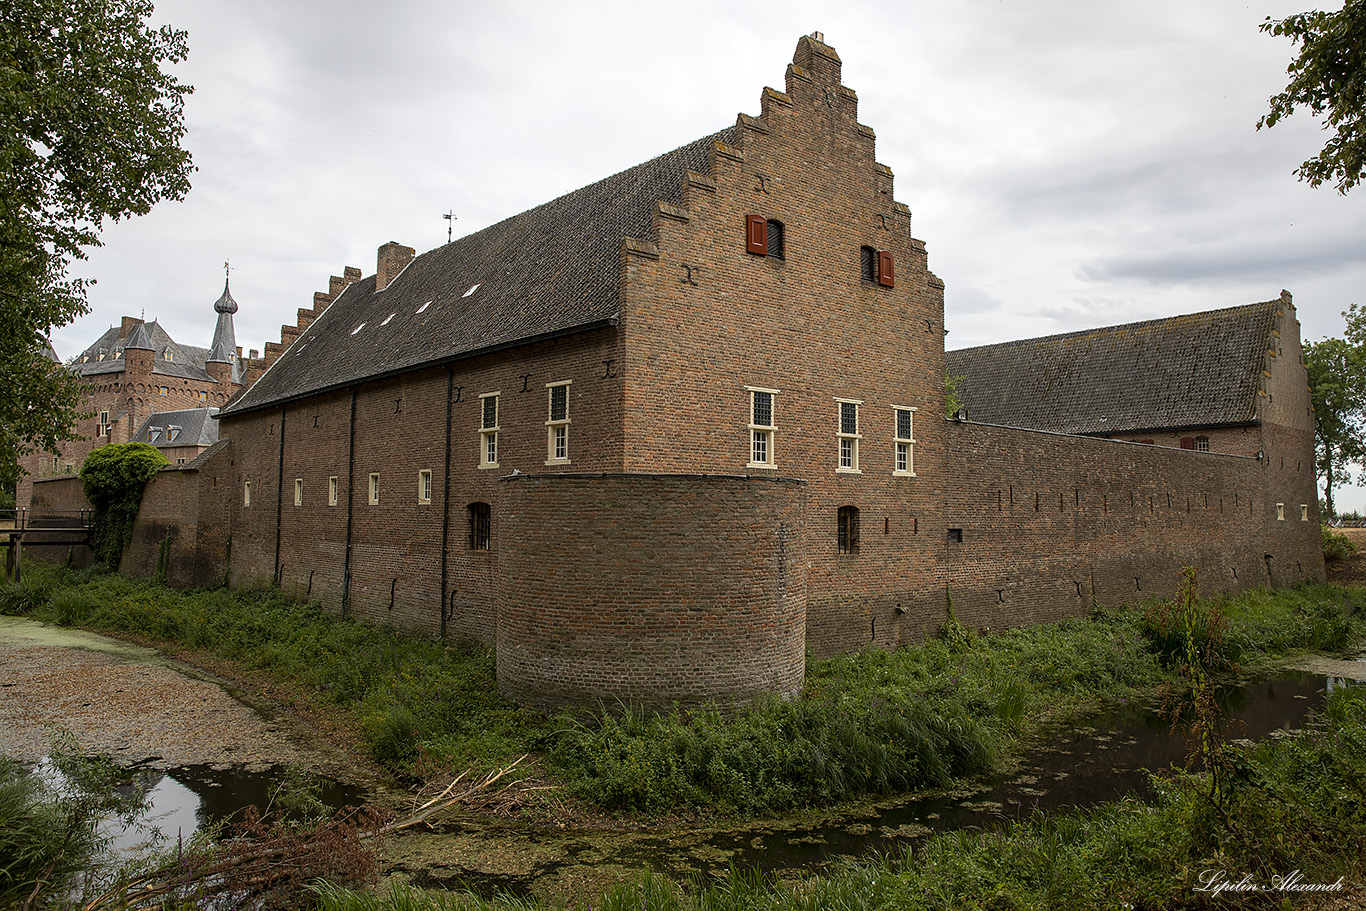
[243, 480, 251, 507]
[369, 473, 380, 506]
[294, 478, 303, 506]
[328, 476, 338, 507]
[418, 469, 432, 504]
[838, 505, 860, 554]
[469, 502, 491, 550]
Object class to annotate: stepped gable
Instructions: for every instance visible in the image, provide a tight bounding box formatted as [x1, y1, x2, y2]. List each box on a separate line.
[947, 300, 1278, 435]
[224, 127, 738, 415]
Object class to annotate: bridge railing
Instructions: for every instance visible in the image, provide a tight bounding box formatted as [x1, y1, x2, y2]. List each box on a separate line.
[0, 508, 94, 531]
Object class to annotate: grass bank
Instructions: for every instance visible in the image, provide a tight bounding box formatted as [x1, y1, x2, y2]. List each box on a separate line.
[314, 682, 1366, 910]
[2, 564, 1363, 817]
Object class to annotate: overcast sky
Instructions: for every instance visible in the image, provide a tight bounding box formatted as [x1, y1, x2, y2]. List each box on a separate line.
[54, 0, 1366, 504]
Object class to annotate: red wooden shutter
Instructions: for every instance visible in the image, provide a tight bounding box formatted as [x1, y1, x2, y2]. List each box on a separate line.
[1179, 437, 1195, 450]
[745, 215, 767, 255]
[877, 250, 895, 287]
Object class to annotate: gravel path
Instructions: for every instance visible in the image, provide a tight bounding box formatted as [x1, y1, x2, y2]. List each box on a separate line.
[0, 616, 352, 775]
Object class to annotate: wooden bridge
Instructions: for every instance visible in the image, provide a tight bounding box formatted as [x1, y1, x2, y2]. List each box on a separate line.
[1, 509, 93, 582]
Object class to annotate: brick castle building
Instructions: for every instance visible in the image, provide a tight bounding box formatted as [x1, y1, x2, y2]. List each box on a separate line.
[82, 34, 1320, 712]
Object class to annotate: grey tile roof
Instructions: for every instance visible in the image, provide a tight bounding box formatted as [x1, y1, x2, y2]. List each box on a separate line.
[946, 300, 1279, 435]
[69, 321, 214, 383]
[131, 407, 220, 449]
[225, 128, 737, 415]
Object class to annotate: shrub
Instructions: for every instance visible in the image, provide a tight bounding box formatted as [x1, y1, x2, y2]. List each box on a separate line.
[79, 442, 168, 566]
[1323, 524, 1357, 564]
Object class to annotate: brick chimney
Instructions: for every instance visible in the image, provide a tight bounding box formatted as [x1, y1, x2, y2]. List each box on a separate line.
[376, 242, 415, 292]
[120, 316, 141, 338]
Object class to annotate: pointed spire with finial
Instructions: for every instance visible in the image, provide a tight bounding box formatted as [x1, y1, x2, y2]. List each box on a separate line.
[207, 261, 242, 384]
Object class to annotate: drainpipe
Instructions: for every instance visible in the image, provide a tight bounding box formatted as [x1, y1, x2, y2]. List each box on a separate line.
[342, 388, 357, 617]
[273, 406, 285, 586]
[440, 366, 454, 639]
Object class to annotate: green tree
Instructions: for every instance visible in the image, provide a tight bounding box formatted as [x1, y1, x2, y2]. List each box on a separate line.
[1305, 304, 1366, 516]
[79, 442, 167, 566]
[1258, 0, 1366, 193]
[0, 0, 193, 484]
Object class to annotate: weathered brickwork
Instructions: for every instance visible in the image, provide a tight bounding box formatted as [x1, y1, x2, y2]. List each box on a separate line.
[95, 34, 1324, 712]
[496, 474, 807, 711]
[220, 328, 624, 642]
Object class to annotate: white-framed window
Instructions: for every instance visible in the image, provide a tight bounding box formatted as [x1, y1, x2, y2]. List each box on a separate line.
[1301, 504, 1309, 521]
[1196, 436, 1210, 452]
[328, 476, 338, 507]
[545, 381, 571, 465]
[176, 458, 185, 465]
[418, 469, 432, 504]
[369, 472, 380, 506]
[893, 406, 916, 476]
[747, 386, 778, 467]
[294, 478, 303, 506]
[1276, 502, 1285, 521]
[836, 398, 862, 472]
[244, 480, 251, 507]
[479, 392, 499, 468]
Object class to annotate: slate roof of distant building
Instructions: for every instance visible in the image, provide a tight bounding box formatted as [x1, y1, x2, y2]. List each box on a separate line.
[131, 407, 220, 449]
[225, 127, 738, 415]
[946, 300, 1280, 436]
[70, 320, 214, 382]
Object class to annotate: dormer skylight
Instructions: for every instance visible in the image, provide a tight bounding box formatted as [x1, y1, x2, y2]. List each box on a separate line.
[416, 300, 432, 314]
[463, 283, 481, 298]
[351, 322, 366, 335]
[381, 313, 396, 326]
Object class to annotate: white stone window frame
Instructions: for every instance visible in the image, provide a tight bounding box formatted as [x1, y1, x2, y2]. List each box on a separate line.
[746, 385, 779, 468]
[892, 405, 917, 477]
[1301, 504, 1309, 522]
[545, 380, 572, 466]
[835, 397, 863, 473]
[294, 478, 303, 507]
[328, 476, 338, 507]
[369, 472, 381, 506]
[479, 392, 500, 469]
[244, 480, 251, 508]
[1276, 502, 1285, 521]
[418, 469, 432, 504]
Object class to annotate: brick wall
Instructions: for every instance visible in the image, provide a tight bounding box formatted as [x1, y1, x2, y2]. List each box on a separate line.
[495, 473, 807, 711]
[930, 419, 1323, 638]
[121, 441, 235, 588]
[219, 328, 625, 642]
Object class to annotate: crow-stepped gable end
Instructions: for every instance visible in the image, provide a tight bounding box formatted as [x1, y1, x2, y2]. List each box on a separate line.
[34, 36, 1322, 713]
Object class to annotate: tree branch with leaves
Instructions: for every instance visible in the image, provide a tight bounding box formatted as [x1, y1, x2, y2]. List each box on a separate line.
[0, 0, 194, 483]
[1258, 0, 1366, 193]
[1305, 304, 1366, 516]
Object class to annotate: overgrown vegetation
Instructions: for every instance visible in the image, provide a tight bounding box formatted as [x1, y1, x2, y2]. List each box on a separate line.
[1324, 523, 1358, 563]
[3, 563, 1365, 823]
[322, 683, 1366, 909]
[0, 736, 153, 910]
[78, 442, 167, 566]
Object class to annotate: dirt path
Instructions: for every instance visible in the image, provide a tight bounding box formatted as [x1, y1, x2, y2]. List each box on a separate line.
[0, 616, 365, 784]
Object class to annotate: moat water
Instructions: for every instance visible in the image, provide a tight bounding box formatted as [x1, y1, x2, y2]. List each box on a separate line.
[88, 667, 1360, 898]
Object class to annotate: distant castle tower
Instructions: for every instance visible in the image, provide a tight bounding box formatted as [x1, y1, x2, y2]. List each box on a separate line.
[206, 277, 242, 385]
